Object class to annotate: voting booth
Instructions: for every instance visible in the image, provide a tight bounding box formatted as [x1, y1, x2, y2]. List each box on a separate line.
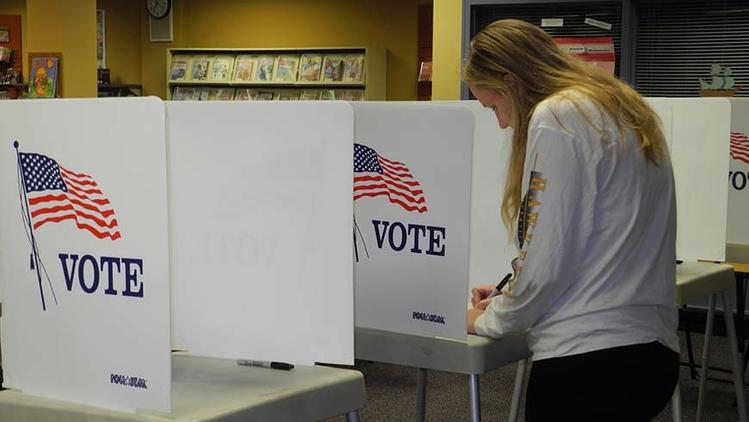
[0, 98, 172, 413]
[353, 98, 735, 343]
[0, 99, 362, 416]
[168, 101, 355, 366]
[352, 103, 474, 341]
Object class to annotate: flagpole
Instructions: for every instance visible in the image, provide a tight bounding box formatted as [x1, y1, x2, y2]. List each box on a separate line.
[14, 141, 46, 311]
[353, 214, 369, 262]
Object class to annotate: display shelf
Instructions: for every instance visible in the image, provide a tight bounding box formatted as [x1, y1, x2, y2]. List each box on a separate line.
[166, 46, 386, 101]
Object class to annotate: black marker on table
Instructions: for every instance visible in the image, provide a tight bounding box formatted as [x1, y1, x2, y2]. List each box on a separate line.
[237, 359, 294, 370]
[486, 273, 513, 299]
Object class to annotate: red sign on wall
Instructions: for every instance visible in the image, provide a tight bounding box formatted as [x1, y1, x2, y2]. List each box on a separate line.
[554, 37, 615, 75]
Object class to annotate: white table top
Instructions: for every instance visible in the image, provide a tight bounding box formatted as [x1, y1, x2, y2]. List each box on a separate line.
[0, 353, 365, 422]
[676, 261, 735, 305]
[355, 326, 530, 375]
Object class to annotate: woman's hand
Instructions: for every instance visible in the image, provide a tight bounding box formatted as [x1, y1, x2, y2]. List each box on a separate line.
[471, 284, 498, 310]
[467, 307, 484, 334]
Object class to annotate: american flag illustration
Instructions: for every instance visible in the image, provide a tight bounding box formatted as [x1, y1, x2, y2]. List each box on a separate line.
[353, 143, 427, 213]
[731, 132, 749, 165]
[19, 152, 121, 240]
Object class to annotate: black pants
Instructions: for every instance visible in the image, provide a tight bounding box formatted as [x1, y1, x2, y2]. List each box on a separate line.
[526, 341, 679, 422]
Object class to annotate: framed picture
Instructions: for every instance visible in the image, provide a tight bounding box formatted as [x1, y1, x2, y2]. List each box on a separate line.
[27, 53, 62, 98]
[0, 27, 9, 43]
[96, 10, 106, 68]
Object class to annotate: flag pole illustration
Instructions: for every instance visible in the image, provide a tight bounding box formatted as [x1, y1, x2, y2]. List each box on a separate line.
[353, 214, 369, 262]
[14, 142, 120, 310]
[14, 141, 48, 310]
[353, 143, 427, 261]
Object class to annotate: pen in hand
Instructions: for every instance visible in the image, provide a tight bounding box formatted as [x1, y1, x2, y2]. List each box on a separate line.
[237, 359, 294, 370]
[487, 273, 513, 299]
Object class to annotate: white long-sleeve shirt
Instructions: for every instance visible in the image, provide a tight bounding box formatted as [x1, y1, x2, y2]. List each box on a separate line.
[474, 91, 679, 361]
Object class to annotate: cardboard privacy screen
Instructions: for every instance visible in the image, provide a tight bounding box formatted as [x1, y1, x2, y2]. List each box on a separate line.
[726, 99, 749, 246]
[0, 98, 171, 413]
[168, 101, 354, 365]
[352, 103, 474, 341]
[646, 98, 731, 261]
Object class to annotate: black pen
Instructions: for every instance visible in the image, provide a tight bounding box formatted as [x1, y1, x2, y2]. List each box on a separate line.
[487, 273, 513, 299]
[237, 359, 294, 370]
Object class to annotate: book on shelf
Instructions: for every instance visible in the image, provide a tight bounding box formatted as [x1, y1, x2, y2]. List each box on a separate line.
[254, 56, 276, 82]
[418, 61, 432, 82]
[340, 89, 364, 101]
[170, 55, 191, 81]
[206, 87, 236, 101]
[299, 54, 323, 82]
[210, 55, 235, 82]
[273, 55, 300, 82]
[343, 54, 365, 83]
[234, 88, 252, 101]
[173, 86, 199, 101]
[252, 90, 275, 101]
[276, 90, 300, 101]
[322, 55, 345, 82]
[299, 89, 321, 101]
[190, 56, 211, 81]
[233, 55, 257, 82]
[319, 89, 347, 100]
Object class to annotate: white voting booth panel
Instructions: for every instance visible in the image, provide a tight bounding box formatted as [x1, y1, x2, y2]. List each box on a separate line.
[168, 102, 354, 366]
[727, 99, 749, 245]
[464, 102, 515, 287]
[0, 98, 171, 413]
[646, 98, 731, 262]
[425, 101, 515, 289]
[352, 103, 473, 341]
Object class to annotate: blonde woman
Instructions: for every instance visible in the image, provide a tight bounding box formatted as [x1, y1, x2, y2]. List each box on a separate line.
[465, 19, 678, 421]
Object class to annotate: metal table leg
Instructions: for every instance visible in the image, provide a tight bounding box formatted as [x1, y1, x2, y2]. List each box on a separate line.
[469, 374, 481, 422]
[416, 368, 427, 422]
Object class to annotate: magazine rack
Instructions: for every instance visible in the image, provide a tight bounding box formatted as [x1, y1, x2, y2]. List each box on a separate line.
[166, 46, 386, 101]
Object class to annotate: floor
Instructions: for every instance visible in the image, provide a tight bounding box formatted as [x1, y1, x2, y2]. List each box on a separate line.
[326, 332, 746, 421]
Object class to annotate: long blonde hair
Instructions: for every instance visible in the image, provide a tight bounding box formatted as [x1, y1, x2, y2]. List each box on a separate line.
[463, 19, 666, 231]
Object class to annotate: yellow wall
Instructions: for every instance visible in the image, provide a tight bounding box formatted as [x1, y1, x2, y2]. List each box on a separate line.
[26, 0, 97, 97]
[139, 0, 421, 99]
[97, 0, 141, 84]
[432, 0, 462, 100]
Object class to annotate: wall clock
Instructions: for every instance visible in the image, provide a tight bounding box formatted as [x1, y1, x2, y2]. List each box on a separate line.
[147, 0, 171, 19]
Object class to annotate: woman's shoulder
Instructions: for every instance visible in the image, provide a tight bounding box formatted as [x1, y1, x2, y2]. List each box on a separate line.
[530, 89, 602, 132]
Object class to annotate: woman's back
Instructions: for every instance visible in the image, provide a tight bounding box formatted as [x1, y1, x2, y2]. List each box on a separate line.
[474, 91, 678, 360]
